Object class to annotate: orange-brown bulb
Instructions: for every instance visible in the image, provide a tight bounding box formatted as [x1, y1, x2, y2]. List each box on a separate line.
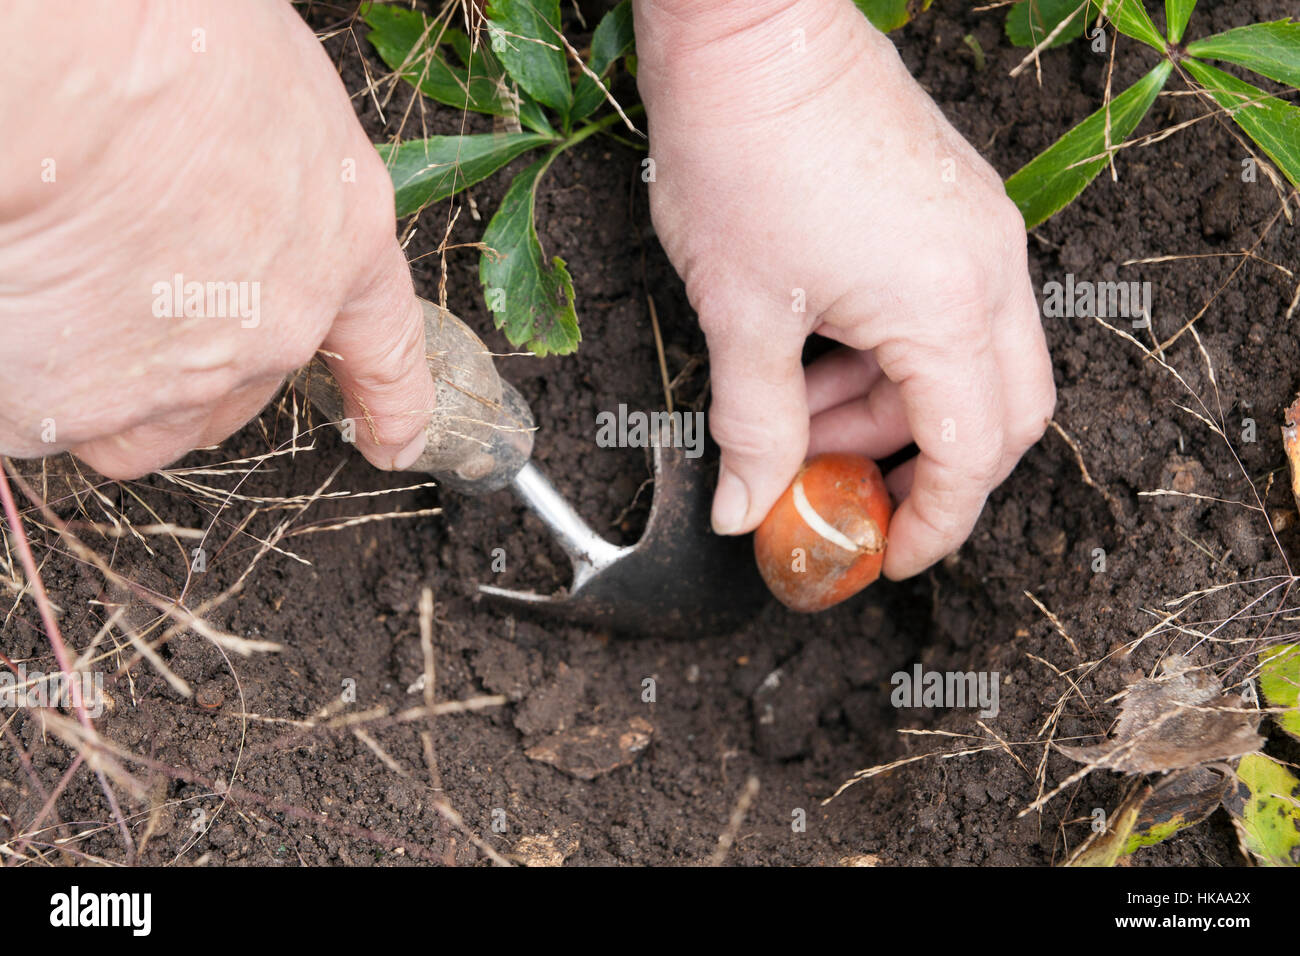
[754, 453, 892, 613]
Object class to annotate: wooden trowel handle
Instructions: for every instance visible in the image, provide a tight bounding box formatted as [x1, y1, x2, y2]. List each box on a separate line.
[291, 298, 535, 495]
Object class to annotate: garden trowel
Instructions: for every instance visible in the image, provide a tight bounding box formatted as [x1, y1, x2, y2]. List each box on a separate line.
[293, 298, 766, 639]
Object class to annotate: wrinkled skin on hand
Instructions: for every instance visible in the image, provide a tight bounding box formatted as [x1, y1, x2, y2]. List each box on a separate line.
[634, 0, 1055, 579]
[0, 0, 435, 478]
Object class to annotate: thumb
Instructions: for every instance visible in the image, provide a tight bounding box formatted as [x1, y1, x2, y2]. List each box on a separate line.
[321, 240, 437, 471]
[702, 315, 808, 534]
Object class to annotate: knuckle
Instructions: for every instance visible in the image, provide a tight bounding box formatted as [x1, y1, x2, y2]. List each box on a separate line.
[695, 299, 738, 340]
[708, 410, 794, 464]
[948, 302, 993, 347]
[355, 405, 422, 450]
[991, 195, 1029, 243]
[907, 257, 992, 341]
[74, 441, 151, 481]
[357, 149, 398, 213]
[1013, 415, 1049, 453]
[855, 392, 889, 435]
[946, 419, 1005, 487]
[1010, 375, 1057, 451]
[345, 184, 400, 263]
[911, 302, 992, 359]
[912, 494, 974, 549]
[371, 418, 421, 449]
[1038, 381, 1058, 425]
[1027, 388, 1057, 443]
[965, 441, 1004, 487]
[355, 315, 426, 393]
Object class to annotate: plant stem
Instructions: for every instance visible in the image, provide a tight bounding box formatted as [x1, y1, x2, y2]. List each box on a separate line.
[531, 104, 646, 188]
[598, 130, 649, 151]
[561, 104, 645, 153]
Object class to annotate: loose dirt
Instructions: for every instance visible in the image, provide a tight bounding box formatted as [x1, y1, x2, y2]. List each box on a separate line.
[3, 0, 1295, 865]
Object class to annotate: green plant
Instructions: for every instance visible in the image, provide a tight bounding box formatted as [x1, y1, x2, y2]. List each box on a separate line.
[363, 0, 636, 355]
[1002, 1, 1300, 228]
[1059, 644, 1300, 866]
[1139, 641, 1300, 864]
[1005, 0, 1101, 49]
[853, 0, 934, 33]
[366, 0, 935, 357]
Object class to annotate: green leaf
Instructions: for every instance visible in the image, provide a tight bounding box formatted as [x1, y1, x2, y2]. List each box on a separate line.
[1259, 643, 1300, 741]
[1121, 767, 1229, 855]
[362, 4, 553, 135]
[1097, 0, 1167, 52]
[571, 0, 635, 121]
[1005, 60, 1172, 227]
[1226, 753, 1300, 866]
[1064, 785, 1146, 866]
[852, 0, 934, 33]
[486, 0, 573, 116]
[1165, 0, 1196, 44]
[364, 4, 464, 107]
[1183, 58, 1300, 189]
[444, 27, 555, 136]
[479, 156, 579, 355]
[1006, 0, 1094, 49]
[1187, 19, 1300, 90]
[378, 133, 552, 216]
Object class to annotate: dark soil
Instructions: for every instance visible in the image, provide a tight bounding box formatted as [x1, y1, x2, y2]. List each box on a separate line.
[3, 0, 1297, 866]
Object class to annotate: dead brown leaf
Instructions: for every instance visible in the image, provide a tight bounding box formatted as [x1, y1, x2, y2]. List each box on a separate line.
[1057, 656, 1261, 774]
[510, 827, 581, 867]
[1129, 765, 1231, 845]
[525, 716, 654, 780]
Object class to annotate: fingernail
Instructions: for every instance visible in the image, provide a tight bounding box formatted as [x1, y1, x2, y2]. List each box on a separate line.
[391, 432, 427, 471]
[711, 466, 749, 535]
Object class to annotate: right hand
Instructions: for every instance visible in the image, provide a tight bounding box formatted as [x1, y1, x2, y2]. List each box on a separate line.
[634, 0, 1056, 578]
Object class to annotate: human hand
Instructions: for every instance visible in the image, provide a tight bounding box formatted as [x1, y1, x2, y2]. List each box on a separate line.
[0, 0, 435, 479]
[634, 0, 1055, 579]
